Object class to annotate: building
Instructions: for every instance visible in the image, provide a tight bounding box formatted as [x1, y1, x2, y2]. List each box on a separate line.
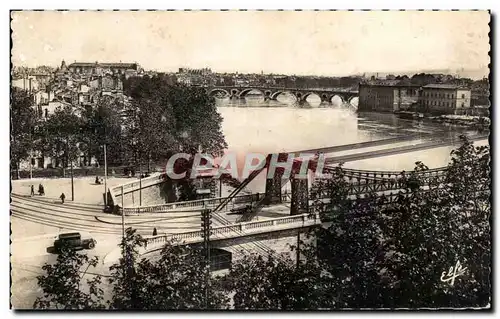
[358, 82, 420, 112]
[65, 61, 142, 76]
[177, 73, 192, 85]
[419, 84, 471, 114]
[178, 67, 212, 76]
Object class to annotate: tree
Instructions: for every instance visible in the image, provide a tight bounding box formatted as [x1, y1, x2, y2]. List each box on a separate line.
[132, 243, 229, 309]
[10, 87, 36, 178]
[41, 105, 83, 175]
[123, 77, 228, 202]
[82, 96, 125, 166]
[33, 246, 105, 309]
[308, 136, 491, 308]
[381, 136, 491, 308]
[167, 84, 228, 156]
[309, 166, 392, 308]
[108, 227, 147, 310]
[107, 228, 229, 310]
[124, 76, 227, 160]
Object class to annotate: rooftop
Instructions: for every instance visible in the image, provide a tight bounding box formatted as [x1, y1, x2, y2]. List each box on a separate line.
[423, 84, 468, 90]
[360, 80, 420, 87]
[68, 62, 139, 69]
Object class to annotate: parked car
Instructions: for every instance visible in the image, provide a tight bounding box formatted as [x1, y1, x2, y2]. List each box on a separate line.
[53, 232, 97, 252]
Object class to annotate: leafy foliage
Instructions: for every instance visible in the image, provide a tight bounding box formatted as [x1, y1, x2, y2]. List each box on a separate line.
[10, 87, 37, 172]
[308, 135, 491, 308]
[131, 243, 229, 309]
[33, 246, 105, 309]
[124, 76, 228, 162]
[80, 96, 125, 166]
[309, 167, 392, 308]
[223, 252, 325, 310]
[40, 105, 83, 169]
[107, 227, 147, 309]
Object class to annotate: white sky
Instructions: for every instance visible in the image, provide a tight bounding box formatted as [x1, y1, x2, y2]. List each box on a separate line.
[11, 10, 490, 77]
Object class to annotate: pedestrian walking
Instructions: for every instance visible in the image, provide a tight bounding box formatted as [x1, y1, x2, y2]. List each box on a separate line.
[30, 185, 34, 197]
[38, 184, 45, 196]
[153, 227, 158, 236]
[60, 193, 66, 204]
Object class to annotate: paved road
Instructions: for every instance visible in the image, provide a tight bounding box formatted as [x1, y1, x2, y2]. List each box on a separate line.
[10, 193, 207, 309]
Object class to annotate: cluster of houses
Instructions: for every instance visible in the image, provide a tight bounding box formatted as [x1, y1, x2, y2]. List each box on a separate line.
[175, 68, 284, 87]
[13, 60, 143, 119]
[12, 60, 143, 171]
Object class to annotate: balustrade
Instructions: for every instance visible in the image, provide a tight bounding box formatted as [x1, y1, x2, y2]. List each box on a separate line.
[144, 212, 319, 251]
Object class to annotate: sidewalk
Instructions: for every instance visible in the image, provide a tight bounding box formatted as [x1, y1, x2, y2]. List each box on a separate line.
[12, 176, 132, 205]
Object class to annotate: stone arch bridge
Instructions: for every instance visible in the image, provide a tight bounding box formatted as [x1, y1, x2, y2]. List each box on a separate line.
[206, 86, 359, 104]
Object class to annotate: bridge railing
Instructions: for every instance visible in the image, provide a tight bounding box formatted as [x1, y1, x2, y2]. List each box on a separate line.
[143, 212, 320, 250]
[338, 167, 447, 178]
[122, 192, 270, 215]
[120, 174, 435, 215]
[111, 173, 166, 198]
[341, 166, 445, 175]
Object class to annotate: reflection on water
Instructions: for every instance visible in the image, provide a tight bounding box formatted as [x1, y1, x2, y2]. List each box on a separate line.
[215, 93, 484, 174]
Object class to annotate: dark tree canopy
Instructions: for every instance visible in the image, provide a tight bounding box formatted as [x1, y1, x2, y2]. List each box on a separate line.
[10, 87, 37, 171]
[123, 76, 227, 165]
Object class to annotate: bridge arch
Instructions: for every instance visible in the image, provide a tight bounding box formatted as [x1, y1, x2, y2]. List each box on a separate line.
[239, 88, 264, 98]
[302, 92, 321, 102]
[347, 96, 359, 107]
[208, 88, 230, 98]
[270, 91, 289, 100]
[331, 94, 345, 105]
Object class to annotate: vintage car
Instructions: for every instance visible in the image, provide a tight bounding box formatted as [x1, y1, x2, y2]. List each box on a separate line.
[53, 232, 97, 252]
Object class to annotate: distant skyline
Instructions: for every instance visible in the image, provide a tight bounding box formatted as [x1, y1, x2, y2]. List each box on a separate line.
[11, 11, 490, 79]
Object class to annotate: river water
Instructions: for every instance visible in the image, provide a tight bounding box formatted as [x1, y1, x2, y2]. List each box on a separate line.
[215, 93, 487, 175]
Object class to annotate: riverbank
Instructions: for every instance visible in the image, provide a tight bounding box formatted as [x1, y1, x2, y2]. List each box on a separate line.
[394, 111, 490, 128]
[430, 114, 491, 127]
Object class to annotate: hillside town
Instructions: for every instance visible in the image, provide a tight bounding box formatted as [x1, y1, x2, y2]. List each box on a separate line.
[11, 60, 490, 174]
[13, 60, 490, 115]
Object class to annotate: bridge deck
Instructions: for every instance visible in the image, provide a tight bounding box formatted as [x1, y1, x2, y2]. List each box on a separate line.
[141, 212, 321, 254]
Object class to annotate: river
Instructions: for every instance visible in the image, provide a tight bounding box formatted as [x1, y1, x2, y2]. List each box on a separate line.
[215, 92, 487, 174]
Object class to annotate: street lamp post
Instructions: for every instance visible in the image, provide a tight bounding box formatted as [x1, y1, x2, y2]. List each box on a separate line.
[104, 144, 108, 206]
[71, 160, 74, 201]
[139, 161, 142, 206]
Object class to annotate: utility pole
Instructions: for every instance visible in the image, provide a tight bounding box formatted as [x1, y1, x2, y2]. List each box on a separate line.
[296, 231, 301, 269]
[121, 186, 125, 239]
[219, 178, 222, 198]
[104, 144, 108, 206]
[71, 160, 74, 201]
[200, 209, 212, 309]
